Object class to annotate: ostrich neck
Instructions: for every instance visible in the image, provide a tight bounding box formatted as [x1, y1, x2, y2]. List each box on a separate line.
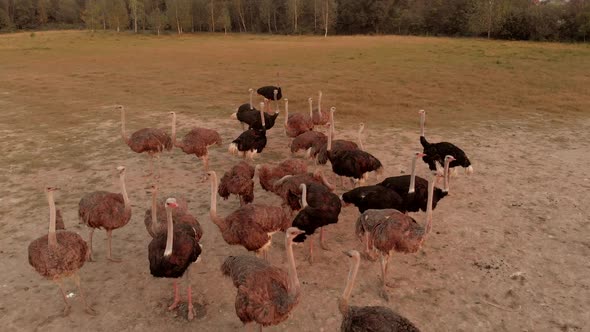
[301, 184, 308, 209]
[120, 108, 130, 145]
[284, 101, 289, 126]
[150, 189, 158, 234]
[119, 173, 130, 209]
[249, 90, 253, 109]
[260, 107, 265, 127]
[443, 158, 451, 192]
[328, 111, 334, 151]
[47, 191, 58, 247]
[340, 255, 360, 313]
[358, 126, 364, 150]
[424, 176, 435, 236]
[171, 113, 177, 147]
[209, 173, 227, 231]
[285, 236, 300, 296]
[409, 155, 418, 194]
[420, 112, 425, 137]
[318, 92, 322, 116]
[164, 207, 174, 256]
[309, 100, 313, 119]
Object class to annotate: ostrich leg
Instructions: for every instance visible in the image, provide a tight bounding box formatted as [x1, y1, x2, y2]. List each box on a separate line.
[186, 269, 195, 321]
[319, 227, 330, 251]
[106, 229, 121, 262]
[87, 228, 95, 261]
[73, 272, 97, 315]
[307, 237, 314, 265]
[362, 233, 376, 261]
[144, 154, 154, 178]
[55, 279, 71, 316]
[168, 280, 180, 310]
[379, 252, 394, 301]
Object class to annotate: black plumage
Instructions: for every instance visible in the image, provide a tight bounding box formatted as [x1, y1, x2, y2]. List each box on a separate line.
[341, 305, 421, 332]
[257, 86, 282, 100]
[341, 185, 405, 213]
[379, 175, 448, 213]
[148, 223, 201, 279]
[231, 128, 267, 154]
[420, 136, 472, 172]
[247, 111, 279, 130]
[292, 183, 341, 243]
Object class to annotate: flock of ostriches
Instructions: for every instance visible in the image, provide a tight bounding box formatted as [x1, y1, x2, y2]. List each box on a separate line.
[27, 82, 473, 332]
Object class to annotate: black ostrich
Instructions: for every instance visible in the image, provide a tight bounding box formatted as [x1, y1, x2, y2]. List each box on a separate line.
[229, 104, 267, 161]
[340, 185, 405, 214]
[419, 110, 473, 175]
[378, 152, 451, 213]
[247, 100, 280, 130]
[257, 84, 282, 101]
[292, 183, 341, 264]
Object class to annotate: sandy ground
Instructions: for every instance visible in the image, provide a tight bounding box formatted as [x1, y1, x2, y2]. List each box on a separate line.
[1, 97, 589, 332]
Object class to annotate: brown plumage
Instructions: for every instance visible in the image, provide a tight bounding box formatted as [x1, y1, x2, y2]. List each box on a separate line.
[78, 166, 132, 262]
[290, 130, 327, 155]
[311, 116, 362, 165]
[144, 185, 202, 240]
[339, 250, 421, 332]
[172, 112, 222, 172]
[362, 172, 438, 300]
[117, 105, 172, 177]
[55, 207, 65, 230]
[28, 187, 95, 316]
[218, 161, 255, 206]
[208, 171, 291, 261]
[272, 170, 334, 212]
[284, 99, 313, 138]
[148, 198, 202, 321]
[221, 227, 304, 330]
[255, 159, 308, 193]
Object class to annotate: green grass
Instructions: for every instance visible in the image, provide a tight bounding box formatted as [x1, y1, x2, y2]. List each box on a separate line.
[1, 30, 589, 183]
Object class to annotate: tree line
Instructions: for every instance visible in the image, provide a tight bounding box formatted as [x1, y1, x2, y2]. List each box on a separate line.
[1, 0, 589, 41]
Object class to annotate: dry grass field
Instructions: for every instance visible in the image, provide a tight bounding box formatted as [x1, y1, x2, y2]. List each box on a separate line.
[0, 31, 589, 332]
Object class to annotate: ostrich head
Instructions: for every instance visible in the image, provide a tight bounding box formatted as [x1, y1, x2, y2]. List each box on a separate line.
[359, 123, 365, 131]
[418, 109, 425, 115]
[165, 198, 178, 209]
[416, 152, 426, 158]
[114, 105, 124, 111]
[45, 186, 59, 193]
[169, 111, 175, 116]
[248, 88, 253, 93]
[116, 166, 126, 174]
[145, 184, 157, 194]
[286, 227, 305, 240]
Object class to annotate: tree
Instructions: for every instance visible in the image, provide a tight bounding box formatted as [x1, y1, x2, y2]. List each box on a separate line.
[13, 0, 34, 28]
[217, 1, 230, 34]
[129, 0, 139, 32]
[107, 0, 128, 32]
[81, 0, 101, 31]
[36, 0, 48, 26]
[321, 0, 335, 36]
[259, 0, 272, 32]
[148, 5, 166, 34]
[0, 6, 11, 30]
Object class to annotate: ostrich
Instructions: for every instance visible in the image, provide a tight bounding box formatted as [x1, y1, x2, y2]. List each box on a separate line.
[339, 250, 421, 332]
[237, 88, 256, 112]
[290, 131, 327, 157]
[144, 184, 202, 239]
[28, 187, 95, 316]
[362, 171, 438, 300]
[310, 91, 330, 126]
[310, 108, 361, 166]
[229, 102, 267, 161]
[218, 161, 255, 206]
[291, 183, 342, 264]
[379, 153, 453, 212]
[419, 109, 474, 175]
[172, 111, 222, 173]
[208, 171, 291, 261]
[255, 159, 308, 193]
[148, 198, 202, 321]
[257, 73, 283, 101]
[78, 166, 132, 262]
[233, 99, 280, 131]
[233, 88, 257, 130]
[272, 170, 335, 213]
[116, 105, 172, 178]
[221, 227, 304, 331]
[284, 99, 314, 138]
[340, 184, 405, 214]
[325, 108, 382, 187]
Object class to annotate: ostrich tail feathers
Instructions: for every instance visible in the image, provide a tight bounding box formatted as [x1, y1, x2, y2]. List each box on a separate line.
[305, 147, 312, 159]
[420, 135, 429, 148]
[466, 165, 474, 175]
[228, 143, 238, 155]
[230, 112, 237, 119]
[450, 167, 459, 177]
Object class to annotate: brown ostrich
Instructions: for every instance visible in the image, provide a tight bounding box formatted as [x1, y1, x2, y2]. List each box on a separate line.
[272, 170, 335, 213]
[78, 166, 132, 262]
[290, 130, 327, 157]
[255, 159, 308, 193]
[117, 105, 173, 178]
[218, 161, 255, 206]
[208, 171, 291, 262]
[171, 111, 222, 173]
[144, 184, 202, 239]
[148, 198, 202, 321]
[221, 227, 304, 331]
[284, 99, 313, 138]
[310, 91, 330, 126]
[363, 171, 438, 300]
[310, 108, 362, 166]
[28, 187, 95, 316]
[339, 250, 421, 332]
